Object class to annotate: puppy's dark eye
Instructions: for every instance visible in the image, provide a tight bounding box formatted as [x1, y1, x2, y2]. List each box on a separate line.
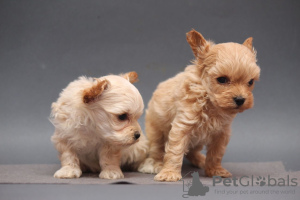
[118, 114, 128, 121]
[248, 79, 254, 86]
[217, 77, 229, 84]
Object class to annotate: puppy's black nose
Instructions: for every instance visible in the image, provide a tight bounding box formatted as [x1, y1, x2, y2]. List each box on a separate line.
[134, 131, 140, 140]
[234, 97, 245, 106]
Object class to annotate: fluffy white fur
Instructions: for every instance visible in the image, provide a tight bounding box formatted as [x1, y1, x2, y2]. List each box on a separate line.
[50, 72, 148, 179]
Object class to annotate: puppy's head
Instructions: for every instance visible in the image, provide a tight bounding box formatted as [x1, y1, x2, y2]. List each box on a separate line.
[187, 29, 260, 113]
[83, 71, 144, 145]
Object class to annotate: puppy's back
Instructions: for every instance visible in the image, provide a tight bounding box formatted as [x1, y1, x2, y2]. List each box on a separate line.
[50, 76, 94, 132]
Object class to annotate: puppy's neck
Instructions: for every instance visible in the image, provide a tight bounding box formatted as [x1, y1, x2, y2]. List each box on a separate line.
[205, 98, 237, 120]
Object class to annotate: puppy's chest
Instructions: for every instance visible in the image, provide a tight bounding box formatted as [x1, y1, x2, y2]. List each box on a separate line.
[73, 135, 102, 157]
[190, 112, 229, 144]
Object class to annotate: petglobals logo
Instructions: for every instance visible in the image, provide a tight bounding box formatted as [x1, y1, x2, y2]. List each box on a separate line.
[179, 171, 298, 198]
[213, 175, 298, 187]
[180, 171, 210, 198]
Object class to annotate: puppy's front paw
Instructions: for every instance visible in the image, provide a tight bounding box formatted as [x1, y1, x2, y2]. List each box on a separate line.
[154, 170, 182, 182]
[54, 166, 82, 179]
[205, 167, 232, 178]
[99, 169, 124, 179]
[138, 158, 163, 174]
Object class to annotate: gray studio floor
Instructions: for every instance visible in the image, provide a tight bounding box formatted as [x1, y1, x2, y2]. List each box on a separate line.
[1, 161, 299, 200]
[1, 161, 298, 185]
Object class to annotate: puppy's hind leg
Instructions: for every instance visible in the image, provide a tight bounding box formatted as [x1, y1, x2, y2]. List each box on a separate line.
[186, 144, 206, 169]
[53, 139, 82, 179]
[138, 118, 165, 174]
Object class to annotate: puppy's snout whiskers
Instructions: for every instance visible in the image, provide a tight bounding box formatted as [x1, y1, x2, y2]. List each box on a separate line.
[122, 137, 132, 145]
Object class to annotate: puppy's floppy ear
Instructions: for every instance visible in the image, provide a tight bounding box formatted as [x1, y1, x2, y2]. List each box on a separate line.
[186, 29, 209, 57]
[120, 71, 139, 84]
[83, 79, 109, 104]
[243, 37, 254, 52]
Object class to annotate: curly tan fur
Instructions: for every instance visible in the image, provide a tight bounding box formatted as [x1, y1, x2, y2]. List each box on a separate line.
[138, 30, 260, 182]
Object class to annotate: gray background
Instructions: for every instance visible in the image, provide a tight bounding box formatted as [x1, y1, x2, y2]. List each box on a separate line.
[1, 0, 299, 173]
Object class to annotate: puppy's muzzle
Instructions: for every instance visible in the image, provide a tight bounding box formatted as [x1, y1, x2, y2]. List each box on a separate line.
[133, 131, 140, 140]
[234, 97, 245, 106]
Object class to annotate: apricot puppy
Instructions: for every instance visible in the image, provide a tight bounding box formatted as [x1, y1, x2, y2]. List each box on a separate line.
[138, 30, 260, 181]
[50, 72, 148, 179]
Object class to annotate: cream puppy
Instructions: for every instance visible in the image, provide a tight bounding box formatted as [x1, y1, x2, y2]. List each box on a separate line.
[50, 72, 148, 179]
